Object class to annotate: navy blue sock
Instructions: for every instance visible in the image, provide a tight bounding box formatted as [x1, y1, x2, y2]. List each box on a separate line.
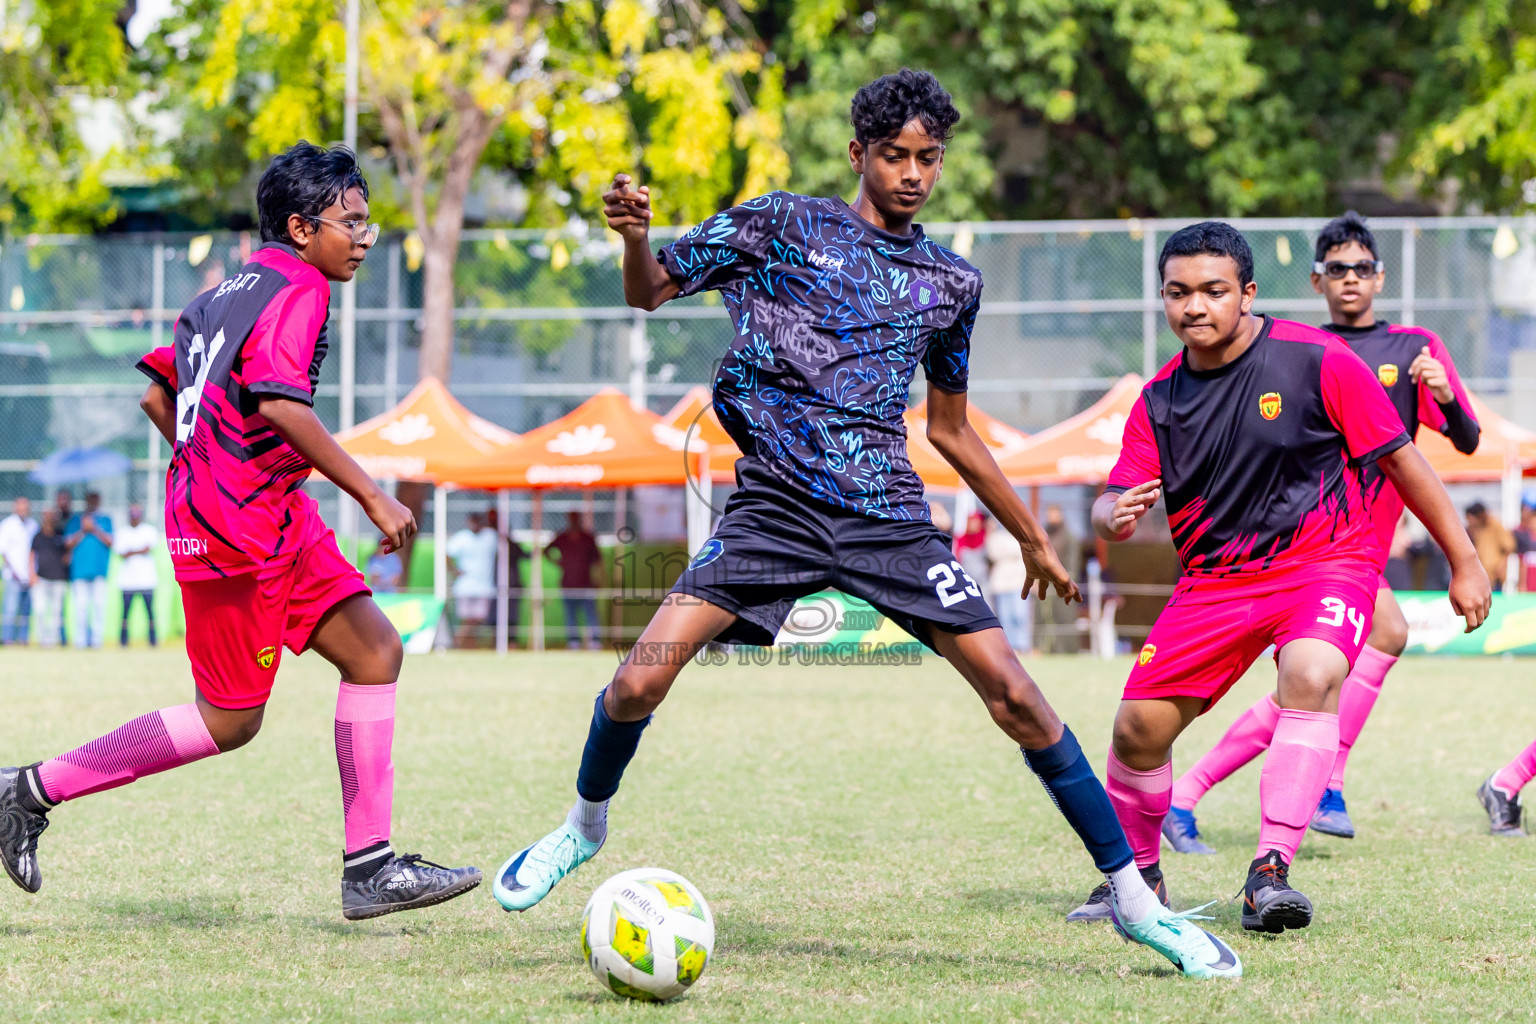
[575, 688, 651, 801]
[1022, 724, 1134, 873]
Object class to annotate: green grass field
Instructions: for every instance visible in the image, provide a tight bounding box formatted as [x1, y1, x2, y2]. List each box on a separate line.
[2, 648, 1534, 1022]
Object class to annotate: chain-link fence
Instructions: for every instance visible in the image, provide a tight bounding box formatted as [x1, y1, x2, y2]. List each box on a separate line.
[4, 216, 1533, 647]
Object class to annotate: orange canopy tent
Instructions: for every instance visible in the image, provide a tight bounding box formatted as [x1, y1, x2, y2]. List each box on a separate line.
[437, 387, 700, 490]
[659, 386, 744, 483]
[903, 398, 1032, 490]
[332, 377, 517, 482]
[1416, 392, 1536, 482]
[995, 374, 1145, 485]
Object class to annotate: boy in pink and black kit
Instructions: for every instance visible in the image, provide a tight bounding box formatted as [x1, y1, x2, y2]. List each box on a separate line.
[1166, 212, 1481, 849]
[1068, 222, 1489, 934]
[0, 143, 480, 920]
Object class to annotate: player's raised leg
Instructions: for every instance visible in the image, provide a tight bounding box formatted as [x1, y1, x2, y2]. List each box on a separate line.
[2, 701, 227, 893]
[307, 592, 482, 920]
[493, 594, 738, 912]
[935, 628, 1238, 979]
[1479, 739, 1536, 837]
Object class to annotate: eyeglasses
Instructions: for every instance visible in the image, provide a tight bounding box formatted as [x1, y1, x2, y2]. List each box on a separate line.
[310, 216, 381, 246]
[1313, 259, 1383, 279]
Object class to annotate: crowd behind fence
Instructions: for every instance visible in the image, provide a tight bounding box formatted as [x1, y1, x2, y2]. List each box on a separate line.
[2, 216, 1534, 648]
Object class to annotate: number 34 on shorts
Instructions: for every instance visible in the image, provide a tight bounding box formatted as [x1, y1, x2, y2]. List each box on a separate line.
[1316, 597, 1366, 646]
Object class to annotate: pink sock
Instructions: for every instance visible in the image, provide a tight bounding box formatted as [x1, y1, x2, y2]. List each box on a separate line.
[1492, 739, 1536, 798]
[336, 682, 396, 866]
[1329, 646, 1396, 790]
[35, 705, 219, 804]
[1171, 694, 1281, 811]
[1256, 709, 1339, 863]
[1106, 751, 1172, 869]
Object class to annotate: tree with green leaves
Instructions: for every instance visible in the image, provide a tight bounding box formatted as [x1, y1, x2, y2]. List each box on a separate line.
[0, 0, 138, 231]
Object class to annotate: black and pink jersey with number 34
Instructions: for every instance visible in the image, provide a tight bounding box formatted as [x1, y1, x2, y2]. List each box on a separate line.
[1106, 315, 1411, 587]
[136, 243, 332, 581]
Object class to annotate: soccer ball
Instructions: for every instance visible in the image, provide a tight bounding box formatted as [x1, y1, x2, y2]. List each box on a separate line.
[580, 867, 715, 1002]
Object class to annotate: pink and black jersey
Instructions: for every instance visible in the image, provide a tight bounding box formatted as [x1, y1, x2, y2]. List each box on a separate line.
[1106, 316, 1409, 586]
[1324, 321, 1479, 562]
[137, 244, 331, 581]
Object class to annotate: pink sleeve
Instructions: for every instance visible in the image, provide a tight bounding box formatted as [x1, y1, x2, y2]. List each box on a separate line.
[241, 282, 329, 404]
[135, 345, 177, 391]
[1321, 342, 1410, 461]
[1105, 394, 1161, 491]
[1414, 333, 1476, 432]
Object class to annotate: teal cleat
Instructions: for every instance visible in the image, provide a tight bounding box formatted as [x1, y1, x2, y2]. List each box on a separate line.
[492, 822, 603, 912]
[1113, 901, 1243, 980]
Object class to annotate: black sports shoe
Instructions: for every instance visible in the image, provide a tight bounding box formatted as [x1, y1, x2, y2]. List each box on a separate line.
[1066, 863, 1170, 922]
[0, 767, 49, 894]
[341, 853, 482, 921]
[1241, 850, 1313, 933]
[1477, 774, 1526, 838]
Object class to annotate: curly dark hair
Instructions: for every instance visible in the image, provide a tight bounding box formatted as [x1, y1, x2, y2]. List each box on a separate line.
[256, 141, 370, 245]
[1313, 210, 1378, 263]
[1159, 221, 1255, 287]
[850, 69, 960, 147]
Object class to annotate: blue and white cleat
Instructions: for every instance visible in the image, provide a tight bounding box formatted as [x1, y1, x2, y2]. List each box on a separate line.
[1114, 901, 1243, 980]
[1309, 788, 1355, 838]
[1161, 807, 1216, 855]
[492, 822, 603, 912]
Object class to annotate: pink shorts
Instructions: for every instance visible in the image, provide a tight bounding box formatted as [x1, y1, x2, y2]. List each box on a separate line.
[182, 531, 370, 709]
[1125, 570, 1380, 711]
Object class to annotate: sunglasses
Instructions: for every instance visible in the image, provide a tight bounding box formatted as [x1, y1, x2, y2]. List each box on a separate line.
[1313, 259, 1384, 280]
[310, 216, 381, 246]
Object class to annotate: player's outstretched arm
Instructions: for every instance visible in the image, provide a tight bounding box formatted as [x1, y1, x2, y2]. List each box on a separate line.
[926, 390, 1081, 603]
[140, 385, 176, 446]
[604, 173, 681, 312]
[1092, 481, 1161, 543]
[1377, 443, 1491, 631]
[257, 396, 416, 553]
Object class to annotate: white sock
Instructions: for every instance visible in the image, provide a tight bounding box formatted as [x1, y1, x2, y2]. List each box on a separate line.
[568, 795, 608, 844]
[1106, 862, 1159, 924]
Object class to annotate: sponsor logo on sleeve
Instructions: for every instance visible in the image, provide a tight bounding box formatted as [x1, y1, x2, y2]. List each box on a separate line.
[1258, 392, 1282, 420]
[1138, 643, 1157, 666]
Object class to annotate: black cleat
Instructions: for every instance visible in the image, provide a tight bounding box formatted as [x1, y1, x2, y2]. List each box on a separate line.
[1477, 775, 1526, 838]
[1241, 850, 1313, 933]
[0, 767, 49, 894]
[1066, 863, 1170, 922]
[341, 853, 482, 921]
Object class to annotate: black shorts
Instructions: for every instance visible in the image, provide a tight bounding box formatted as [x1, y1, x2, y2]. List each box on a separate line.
[671, 460, 1001, 651]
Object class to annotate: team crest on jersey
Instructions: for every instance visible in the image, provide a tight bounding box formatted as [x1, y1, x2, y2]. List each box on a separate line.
[1377, 363, 1399, 387]
[909, 279, 939, 311]
[1258, 392, 1282, 420]
[1138, 643, 1157, 666]
[256, 645, 277, 670]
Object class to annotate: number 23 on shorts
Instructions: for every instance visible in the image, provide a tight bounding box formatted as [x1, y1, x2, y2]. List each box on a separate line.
[928, 560, 982, 608]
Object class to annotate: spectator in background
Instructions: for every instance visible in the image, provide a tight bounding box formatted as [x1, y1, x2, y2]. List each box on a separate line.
[1384, 510, 1415, 592]
[1515, 500, 1536, 592]
[446, 511, 497, 647]
[1467, 501, 1516, 591]
[1, 497, 37, 645]
[53, 488, 72, 526]
[953, 511, 989, 596]
[65, 491, 112, 649]
[983, 514, 1033, 655]
[30, 509, 69, 647]
[547, 511, 602, 650]
[1036, 504, 1082, 653]
[366, 541, 403, 594]
[113, 504, 159, 647]
[486, 506, 529, 646]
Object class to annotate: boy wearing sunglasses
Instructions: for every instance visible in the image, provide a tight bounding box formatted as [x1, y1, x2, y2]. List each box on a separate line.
[1165, 211, 1482, 851]
[0, 142, 481, 919]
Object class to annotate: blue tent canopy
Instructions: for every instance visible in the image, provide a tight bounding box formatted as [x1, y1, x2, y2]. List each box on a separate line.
[28, 447, 133, 488]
